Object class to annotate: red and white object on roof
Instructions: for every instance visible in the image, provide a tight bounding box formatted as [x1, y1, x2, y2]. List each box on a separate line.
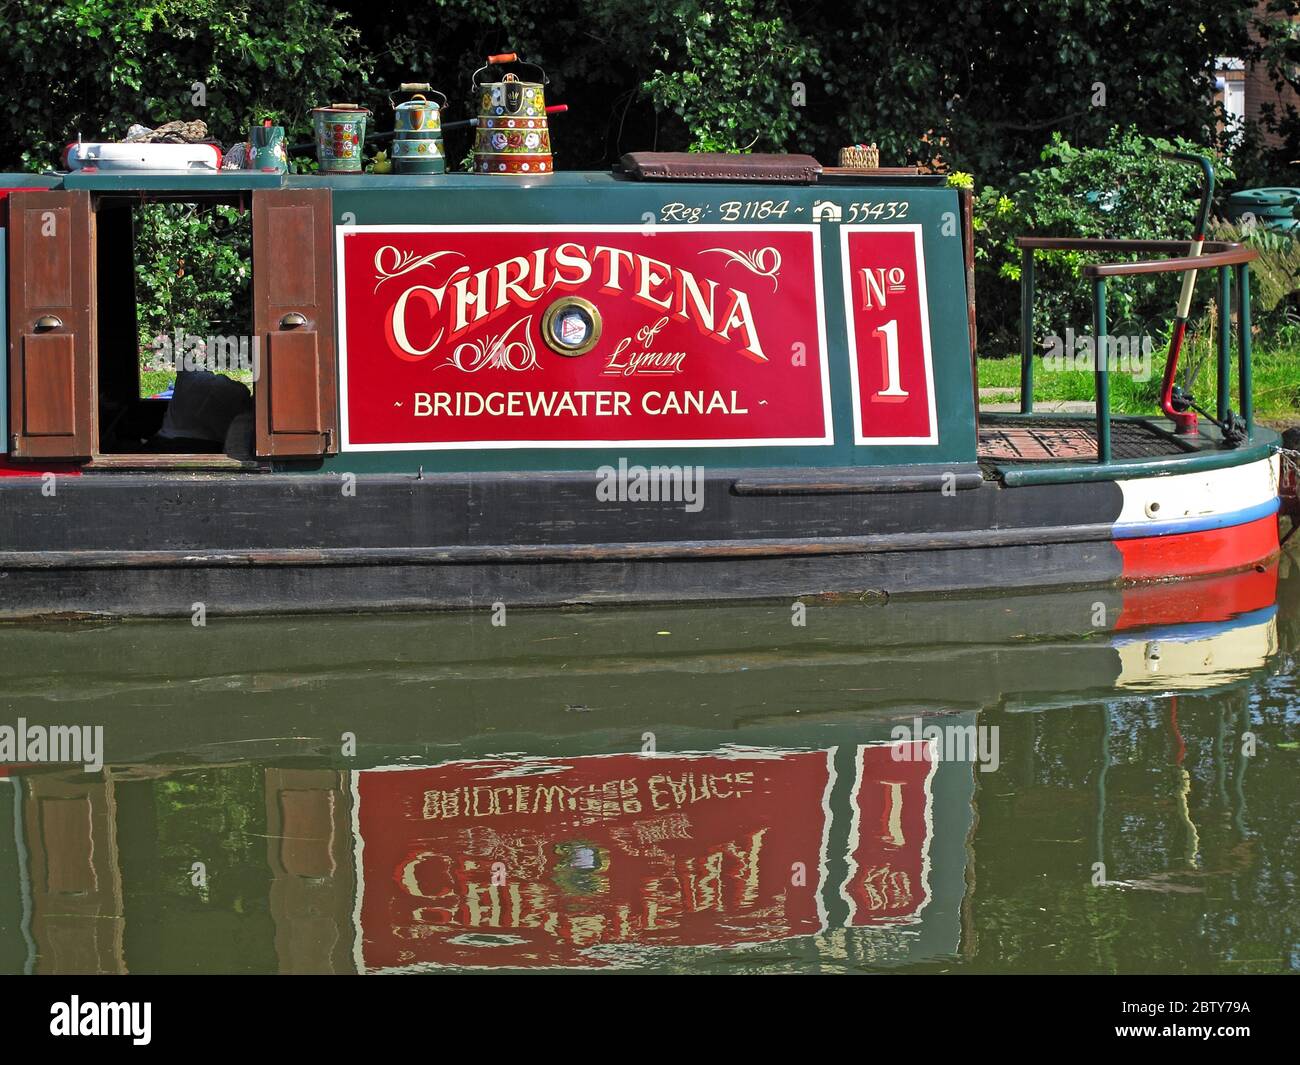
[62, 141, 222, 172]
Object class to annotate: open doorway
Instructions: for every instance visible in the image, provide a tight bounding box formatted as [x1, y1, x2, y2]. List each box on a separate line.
[96, 198, 255, 458]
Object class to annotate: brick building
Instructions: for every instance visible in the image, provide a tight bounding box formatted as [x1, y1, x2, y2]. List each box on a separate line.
[1218, 1, 1300, 147]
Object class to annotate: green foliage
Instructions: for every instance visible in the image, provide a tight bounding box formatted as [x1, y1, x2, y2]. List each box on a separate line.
[0, 1, 1258, 180]
[972, 128, 1235, 347]
[132, 203, 252, 365]
[329, 0, 1252, 177]
[0, 0, 365, 170]
[1213, 220, 1300, 314]
[152, 767, 267, 907]
[641, 0, 817, 152]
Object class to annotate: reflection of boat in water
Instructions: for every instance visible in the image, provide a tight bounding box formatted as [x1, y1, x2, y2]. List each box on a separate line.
[0, 737, 970, 973]
[0, 558, 1292, 973]
[353, 741, 955, 971]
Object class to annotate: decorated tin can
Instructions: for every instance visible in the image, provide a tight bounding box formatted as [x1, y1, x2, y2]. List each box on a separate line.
[389, 89, 447, 175]
[471, 54, 553, 175]
[391, 89, 445, 133]
[310, 103, 371, 173]
[249, 122, 287, 172]
[391, 133, 446, 174]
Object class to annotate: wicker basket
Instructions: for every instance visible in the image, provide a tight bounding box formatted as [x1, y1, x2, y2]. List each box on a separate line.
[838, 143, 880, 169]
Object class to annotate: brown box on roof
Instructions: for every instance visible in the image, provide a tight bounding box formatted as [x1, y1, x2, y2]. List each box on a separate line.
[620, 152, 822, 183]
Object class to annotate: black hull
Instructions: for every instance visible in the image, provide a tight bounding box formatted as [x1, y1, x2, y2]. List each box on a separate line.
[0, 541, 1126, 617]
[0, 466, 1125, 617]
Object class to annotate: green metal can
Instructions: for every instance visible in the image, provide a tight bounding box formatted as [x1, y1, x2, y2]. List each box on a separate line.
[249, 123, 287, 173]
[1226, 187, 1300, 233]
[389, 89, 447, 175]
[311, 103, 371, 174]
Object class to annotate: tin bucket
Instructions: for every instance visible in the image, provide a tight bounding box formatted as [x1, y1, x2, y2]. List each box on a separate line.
[471, 54, 553, 175]
[310, 103, 371, 173]
[390, 89, 447, 174]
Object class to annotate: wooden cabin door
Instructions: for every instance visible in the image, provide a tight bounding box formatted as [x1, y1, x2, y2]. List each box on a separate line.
[6, 190, 96, 459]
[252, 188, 338, 457]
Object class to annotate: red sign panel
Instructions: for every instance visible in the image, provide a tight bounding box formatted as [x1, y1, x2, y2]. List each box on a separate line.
[337, 225, 832, 450]
[841, 740, 937, 925]
[839, 226, 938, 444]
[352, 751, 834, 971]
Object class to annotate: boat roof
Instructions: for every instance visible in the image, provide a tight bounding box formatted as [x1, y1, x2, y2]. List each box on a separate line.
[0, 169, 950, 193]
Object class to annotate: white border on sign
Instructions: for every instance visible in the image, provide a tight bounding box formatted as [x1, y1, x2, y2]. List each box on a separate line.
[838, 224, 940, 446]
[336, 224, 835, 452]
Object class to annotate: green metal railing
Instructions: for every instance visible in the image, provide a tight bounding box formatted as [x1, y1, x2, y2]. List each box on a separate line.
[1015, 237, 1258, 463]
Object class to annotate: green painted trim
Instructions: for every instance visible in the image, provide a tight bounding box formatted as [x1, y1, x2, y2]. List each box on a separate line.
[996, 430, 1278, 486]
[0, 175, 59, 190]
[1019, 247, 1034, 413]
[1218, 266, 1232, 424]
[291, 171, 944, 192]
[60, 171, 283, 191]
[1237, 264, 1254, 435]
[1093, 278, 1110, 464]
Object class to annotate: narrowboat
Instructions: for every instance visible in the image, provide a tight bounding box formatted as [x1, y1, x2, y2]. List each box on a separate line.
[0, 152, 1286, 617]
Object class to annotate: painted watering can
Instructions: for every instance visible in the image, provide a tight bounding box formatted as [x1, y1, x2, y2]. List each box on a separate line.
[471, 53, 553, 175]
[249, 120, 287, 173]
[310, 103, 371, 173]
[389, 84, 447, 174]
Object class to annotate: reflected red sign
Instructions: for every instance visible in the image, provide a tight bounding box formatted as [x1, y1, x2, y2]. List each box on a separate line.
[841, 741, 936, 924]
[337, 226, 832, 450]
[839, 226, 938, 444]
[353, 751, 834, 970]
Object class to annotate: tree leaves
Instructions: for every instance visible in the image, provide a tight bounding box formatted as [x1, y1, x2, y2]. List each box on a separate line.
[0, 0, 367, 169]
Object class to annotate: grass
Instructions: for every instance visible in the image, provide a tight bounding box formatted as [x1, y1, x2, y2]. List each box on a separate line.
[138, 368, 254, 398]
[139, 369, 175, 396]
[978, 338, 1300, 424]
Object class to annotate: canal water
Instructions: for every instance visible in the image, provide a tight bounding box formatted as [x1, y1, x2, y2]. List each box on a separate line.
[1, 555, 1297, 975]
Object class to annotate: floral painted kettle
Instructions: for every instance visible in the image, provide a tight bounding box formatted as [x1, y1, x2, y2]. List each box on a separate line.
[389, 84, 446, 134]
[388, 83, 447, 174]
[471, 53, 553, 175]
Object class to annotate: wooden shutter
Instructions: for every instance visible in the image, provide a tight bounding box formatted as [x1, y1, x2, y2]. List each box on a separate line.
[252, 188, 338, 457]
[7, 190, 95, 458]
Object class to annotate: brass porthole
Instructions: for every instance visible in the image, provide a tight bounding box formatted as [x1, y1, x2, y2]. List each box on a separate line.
[541, 296, 601, 357]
